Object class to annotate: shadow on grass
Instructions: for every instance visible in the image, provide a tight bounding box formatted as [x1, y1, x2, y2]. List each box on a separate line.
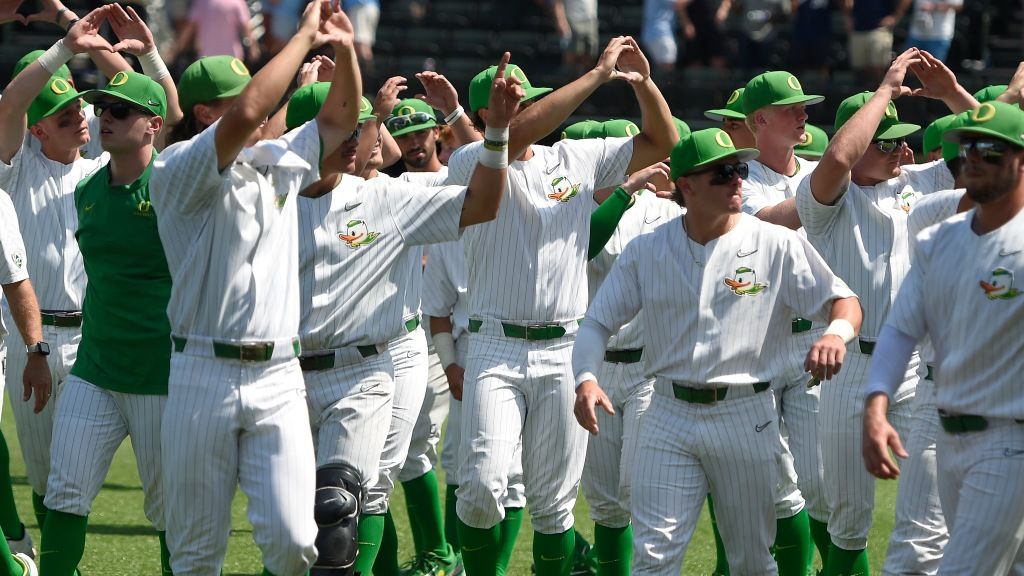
[12, 476, 144, 492]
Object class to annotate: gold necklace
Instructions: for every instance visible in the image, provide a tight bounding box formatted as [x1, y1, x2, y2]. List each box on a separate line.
[681, 215, 703, 266]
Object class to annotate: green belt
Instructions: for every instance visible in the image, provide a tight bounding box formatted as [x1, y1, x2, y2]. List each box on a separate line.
[604, 348, 643, 364]
[468, 319, 577, 341]
[792, 318, 812, 333]
[926, 365, 934, 381]
[172, 336, 300, 362]
[859, 339, 875, 355]
[299, 347, 380, 371]
[939, 411, 989, 434]
[41, 311, 83, 327]
[672, 382, 771, 404]
[405, 315, 421, 333]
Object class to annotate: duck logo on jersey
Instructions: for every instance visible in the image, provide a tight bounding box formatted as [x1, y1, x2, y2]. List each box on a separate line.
[339, 219, 381, 248]
[724, 266, 768, 296]
[897, 189, 916, 213]
[547, 176, 580, 203]
[11, 251, 23, 269]
[980, 267, 1022, 300]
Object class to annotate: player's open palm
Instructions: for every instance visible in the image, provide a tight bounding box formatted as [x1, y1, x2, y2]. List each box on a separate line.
[909, 50, 959, 101]
[622, 162, 670, 195]
[486, 52, 523, 128]
[22, 0, 61, 26]
[375, 76, 407, 118]
[574, 379, 614, 435]
[880, 48, 923, 100]
[804, 333, 845, 381]
[110, 4, 155, 55]
[594, 36, 639, 83]
[416, 72, 459, 115]
[862, 410, 907, 480]
[65, 6, 115, 54]
[615, 37, 650, 84]
[0, 0, 26, 25]
[317, 1, 354, 50]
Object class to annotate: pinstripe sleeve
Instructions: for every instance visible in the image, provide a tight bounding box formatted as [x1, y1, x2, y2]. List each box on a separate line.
[796, 175, 847, 237]
[0, 145, 25, 195]
[151, 123, 223, 216]
[0, 190, 27, 285]
[742, 177, 773, 216]
[444, 142, 483, 186]
[422, 244, 456, 317]
[586, 237, 644, 336]
[391, 182, 466, 246]
[885, 237, 930, 340]
[780, 233, 857, 324]
[280, 120, 323, 191]
[592, 137, 634, 190]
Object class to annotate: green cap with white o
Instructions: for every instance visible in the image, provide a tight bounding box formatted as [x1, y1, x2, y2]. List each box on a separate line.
[670, 128, 759, 181]
[468, 63, 551, 113]
[834, 91, 920, 140]
[742, 72, 824, 115]
[944, 101, 1024, 149]
[705, 88, 747, 121]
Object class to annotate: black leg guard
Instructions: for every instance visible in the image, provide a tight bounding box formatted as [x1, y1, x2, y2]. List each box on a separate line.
[311, 463, 362, 576]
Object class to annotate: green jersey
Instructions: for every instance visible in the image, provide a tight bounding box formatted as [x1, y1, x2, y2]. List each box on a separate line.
[72, 156, 171, 395]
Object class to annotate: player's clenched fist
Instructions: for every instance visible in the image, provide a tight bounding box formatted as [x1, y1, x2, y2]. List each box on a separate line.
[574, 379, 614, 435]
[803, 333, 846, 382]
[485, 52, 524, 128]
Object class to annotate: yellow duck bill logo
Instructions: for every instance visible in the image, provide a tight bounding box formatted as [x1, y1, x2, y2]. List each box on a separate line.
[980, 267, 1022, 300]
[724, 266, 768, 295]
[547, 176, 581, 203]
[339, 219, 381, 248]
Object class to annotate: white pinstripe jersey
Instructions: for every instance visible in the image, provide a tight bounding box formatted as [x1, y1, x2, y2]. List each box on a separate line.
[297, 174, 465, 350]
[0, 189, 28, 338]
[587, 191, 683, 351]
[796, 160, 954, 339]
[150, 120, 321, 341]
[741, 157, 819, 219]
[0, 133, 107, 311]
[422, 238, 469, 341]
[886, 207, 1024, 419]
[392, 168, 449, 323]
[586, 213, 854, 385]
[445, 138, 634, 322]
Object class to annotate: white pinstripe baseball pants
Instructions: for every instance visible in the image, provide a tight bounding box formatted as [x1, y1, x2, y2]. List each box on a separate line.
[399, 347, 449, 482]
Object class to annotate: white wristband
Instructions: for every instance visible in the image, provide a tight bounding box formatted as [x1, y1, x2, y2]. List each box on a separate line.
[479, 125, 509, 169]
[433, 331, 457, 368]
[37, 39, 74, 76]
[139, 47, 170, 81]
[444, 105, 464, 125]
[824, 318, 857, 344]
[484, 126, 509, 142]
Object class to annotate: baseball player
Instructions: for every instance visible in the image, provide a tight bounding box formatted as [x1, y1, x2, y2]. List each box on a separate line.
[862, 100, 1024, 575]
[572, 127, 861, 576]
[704, 88, 756, 150]
[446, 36, 677, 576]
[739, 70, 828, 573]
[794, 124, 829, 161]
[150, 4, 363, 573]
[0, 2, 177, 544]
[38, 70, 171, 576]
[794, 48, 978, 576]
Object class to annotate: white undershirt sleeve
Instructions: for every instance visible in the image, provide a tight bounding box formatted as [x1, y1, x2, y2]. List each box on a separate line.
[573, 320, 613, 389]
[865, 325, 919, 400]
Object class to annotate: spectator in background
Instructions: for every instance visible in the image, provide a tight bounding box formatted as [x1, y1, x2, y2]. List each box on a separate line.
[843, 0, 911, 84]
[790, 0, 834, 76]
[641, 0, 685, 71]
[165, 0, 260, 63]
[725, 0, 786, 73]
[262, 0, 305, 56]
[552, 0, 599, 72]
[904, 0, 962, 62]
[344, 0, 380, 71]
[682, 0, 728, 69]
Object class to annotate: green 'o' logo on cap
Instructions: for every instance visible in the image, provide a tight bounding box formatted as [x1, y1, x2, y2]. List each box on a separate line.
[230, 58, 249, 76]
[787, 76, 801, 91]
[802, 131, 813, 146]
[625, 123, 639, 136]
[715, 131, 734, 148]
[360, 99, 372, 113]
[560, 131, 568, 140]
[50, 78, 71, 95]
[972, 103, 997, 123]
[109, 71, 130, 86]
[884, 102, 897, 119]
[397, 105, 416, 116]
[726, 89, 741, 105]
[510, 67, 527, 83]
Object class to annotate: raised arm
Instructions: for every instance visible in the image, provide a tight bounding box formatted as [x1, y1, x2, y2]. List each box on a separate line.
[615, 38, 678, 173]
[909, 49, 979, 114]
[109, 4, 183, 131]
[416, 71, 481, 146]
[315, 7, 362, 157]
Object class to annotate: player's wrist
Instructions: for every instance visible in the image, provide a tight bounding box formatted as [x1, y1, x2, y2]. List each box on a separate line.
[433, 331, 457, 368]
[479, 126, 509, 169]
[38, 39, 74, 75]
[139, 46, 170, 81]
[824, 318, 856, 344]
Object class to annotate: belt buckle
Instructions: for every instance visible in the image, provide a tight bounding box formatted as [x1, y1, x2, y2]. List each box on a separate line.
[239, 343, 272, 362]
[526, 322, 562, 340]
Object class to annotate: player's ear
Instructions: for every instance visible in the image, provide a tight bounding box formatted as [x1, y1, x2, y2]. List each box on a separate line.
[148, 115, 164, 136]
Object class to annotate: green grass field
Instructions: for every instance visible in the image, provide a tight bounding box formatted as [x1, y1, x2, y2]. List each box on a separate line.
[2, 405, 898, 575]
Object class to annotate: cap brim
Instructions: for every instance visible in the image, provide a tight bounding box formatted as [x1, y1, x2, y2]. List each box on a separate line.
[704, 108, 746, 121]
[82, 89, 148, 110]
[944, 126, 1024, 147]
[685, 148, 760, 174]
[33, 92, 82, 125]
[876, 122, 921, 140]
[522, 86, 552, 104]
[774, 94, 825, 107]
[389, 120, 437, 137]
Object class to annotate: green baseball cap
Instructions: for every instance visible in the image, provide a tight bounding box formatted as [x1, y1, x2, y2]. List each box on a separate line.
[973, 84, 1007, 104]
[468, 63, 551, 113]
[794, 123, 829, 158]
[834, 92, 920, 140]
[670, 128, 759, 181]
[944, 101, 1024, 148]
[13, 50, 70, 82]
[82, 70, 167, 119]
[178, 56, 251, 114]
[27, 75, 82, 127]
[921, 114, 958, 155]
[387, 98, 438, 137]
[742, 71, 824, 115]
[705, 88, 747, 121]
[600, 119, 640, 138]
[561, 119, 600, 140]
[286, 82, 375, 130]
[674, 116, 692, 140]
[940, 112, 968, 162]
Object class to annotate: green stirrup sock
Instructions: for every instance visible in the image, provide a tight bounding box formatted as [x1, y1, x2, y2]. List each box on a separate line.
[0, 434, 23, 540]
[533, 528, 575, 576]
[824, 545, 869, 576]
[372, 511, 400, 576]
[39, 510, 88, 576]
[444, 485, 461, 554]
[355, 513, 387, 574]
[588, 187, 633, 260]
[594, 523, 632, 576]
[808, 517, 830, 569]
[496, 507, 523, 576]
[775, 510, 813, 576]
[260, 570, 277, 576]
[707, 494, 730, 576]
[158, 531, 173, 576]
[457, 518, 500, 576]
[0, 526, 26, 576]
[31, 492, 48, 531]
[402, 470, 447, 557]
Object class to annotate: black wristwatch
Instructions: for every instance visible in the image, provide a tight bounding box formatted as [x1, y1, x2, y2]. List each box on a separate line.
[26, 341, 50, 356]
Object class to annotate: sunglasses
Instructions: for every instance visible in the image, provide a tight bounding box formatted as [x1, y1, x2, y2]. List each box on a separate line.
[873, 138, 906, 154]
[958, 139, 1011, 164]
[691, 161, 749, 185]
[93, 101, 147, 120]
[344, 124, 364, 144]
[385, 111, 433, 132]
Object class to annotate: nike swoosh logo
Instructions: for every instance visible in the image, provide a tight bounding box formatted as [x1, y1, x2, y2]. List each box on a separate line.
[755, 420, 772, 433]
[737, 248, 758, 258]
[544, 164, 557, 174]
[344, 200, 362, 211]
[84, 203, 95, 212]
[462, 544, 487, 552]
[644, 216, 661, 224]
[999, 248, 1022, 257]
[1004, 448, 1024, 457]
[539, 554, 566, 561]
